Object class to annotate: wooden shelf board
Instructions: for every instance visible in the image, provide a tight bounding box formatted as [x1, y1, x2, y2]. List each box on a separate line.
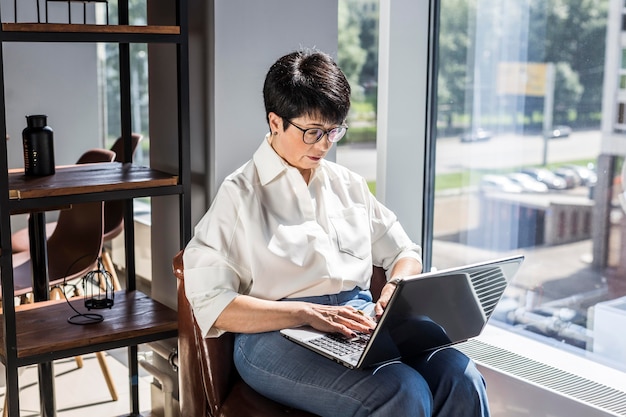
[0, 290, 177, 360]
[2, 23, 180, 35]
[9, 162, 178, 200]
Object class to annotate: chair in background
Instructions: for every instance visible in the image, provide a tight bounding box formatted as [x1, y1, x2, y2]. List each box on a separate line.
[173, 249, 388, 416]
[10, 148, 117, 253]
[99, 133, 142, 291]
[10, 148, 116, 297]
[12, 134, 143, 291]
[6, 148, 119, 409]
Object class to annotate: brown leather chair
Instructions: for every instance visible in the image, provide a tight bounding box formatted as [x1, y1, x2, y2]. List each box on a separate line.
[174, 250, 387, 417]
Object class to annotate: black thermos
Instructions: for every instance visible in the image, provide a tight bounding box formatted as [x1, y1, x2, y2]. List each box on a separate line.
[22, 114, 55, 176]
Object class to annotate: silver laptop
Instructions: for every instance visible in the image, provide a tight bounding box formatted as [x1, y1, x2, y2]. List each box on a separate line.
[280, 254, 524, 369]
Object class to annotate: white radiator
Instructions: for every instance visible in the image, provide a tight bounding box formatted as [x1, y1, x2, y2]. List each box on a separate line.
[457, 325, 626, 417]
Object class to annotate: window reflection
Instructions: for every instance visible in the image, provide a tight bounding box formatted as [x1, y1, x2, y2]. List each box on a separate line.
[434, 0, 626, 371]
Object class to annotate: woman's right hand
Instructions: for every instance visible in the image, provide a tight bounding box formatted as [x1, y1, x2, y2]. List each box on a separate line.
[214, 295, 375, 337]
[303, 303, 376, 338]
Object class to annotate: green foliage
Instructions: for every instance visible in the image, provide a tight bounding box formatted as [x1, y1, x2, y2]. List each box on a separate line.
[554, 62, 584, 123]
[343, 125, 377, 144]
[338, 0, 368, 102]
[367, 181, 376, 195]
[436, 0, 608, 134]
[105, 0, 149, 140]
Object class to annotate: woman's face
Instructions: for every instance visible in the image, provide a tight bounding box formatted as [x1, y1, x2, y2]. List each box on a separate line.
[268, 112, 335, 182]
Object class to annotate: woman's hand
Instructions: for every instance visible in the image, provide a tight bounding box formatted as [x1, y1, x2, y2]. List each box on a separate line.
[373, 257, 423, 319]
[215, 296, 375, 336]
[304, 304, 376, 338]
[374, 282, 397, 319]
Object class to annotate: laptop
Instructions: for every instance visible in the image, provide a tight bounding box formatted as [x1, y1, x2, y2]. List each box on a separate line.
[280, 254, 524, 369]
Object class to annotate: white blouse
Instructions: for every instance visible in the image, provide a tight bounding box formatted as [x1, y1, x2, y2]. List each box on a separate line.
[183, 135, 422, 337]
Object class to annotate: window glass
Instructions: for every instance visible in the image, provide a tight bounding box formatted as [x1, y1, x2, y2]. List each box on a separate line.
[434, 0, 626, 372]
[99, 0, 149, 165]
[336, 0, 379, 193]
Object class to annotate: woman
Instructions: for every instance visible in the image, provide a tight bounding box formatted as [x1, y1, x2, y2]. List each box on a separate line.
[183, 49, 490, 417]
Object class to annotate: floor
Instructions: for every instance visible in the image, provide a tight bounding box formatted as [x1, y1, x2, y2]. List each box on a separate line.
[0, 347, 156, 417]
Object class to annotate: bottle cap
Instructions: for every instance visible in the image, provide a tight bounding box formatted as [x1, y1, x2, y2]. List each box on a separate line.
[26, 115, 48, 128]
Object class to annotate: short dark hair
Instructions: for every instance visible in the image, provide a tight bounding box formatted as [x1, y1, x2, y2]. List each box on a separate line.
[263, 50, 351, 129]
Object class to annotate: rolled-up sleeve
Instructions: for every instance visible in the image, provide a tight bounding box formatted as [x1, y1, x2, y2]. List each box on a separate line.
[369, 192, 422, 275]
[182, 182, 249, 338]
[182, 260, 239, 338]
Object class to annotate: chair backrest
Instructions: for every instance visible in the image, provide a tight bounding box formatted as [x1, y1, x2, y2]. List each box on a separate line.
[103, 133, 142, 241]
[45, 148, 114, 283]
[76, 148, 116, 164]
[11, 149, 113, 295]
[109, 133, 142, 164]
[9, 148, 115, 256]
[46, 200, 104, 284]
[174, 250, 386, 417]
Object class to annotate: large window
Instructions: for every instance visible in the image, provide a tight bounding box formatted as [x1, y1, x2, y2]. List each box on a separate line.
[433, 0, 626, 373]
[337, 0, 626, 376]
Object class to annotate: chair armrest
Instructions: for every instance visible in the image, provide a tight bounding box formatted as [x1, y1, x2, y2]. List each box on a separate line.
[370, 266, 387, 302]
[175, 250, 237, 416]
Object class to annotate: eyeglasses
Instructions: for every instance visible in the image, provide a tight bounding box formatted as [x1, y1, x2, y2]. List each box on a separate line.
[285, 119, 348, 144]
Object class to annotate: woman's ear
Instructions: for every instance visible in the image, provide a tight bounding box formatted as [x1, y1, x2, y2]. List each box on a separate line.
[268, 112, 282, 135]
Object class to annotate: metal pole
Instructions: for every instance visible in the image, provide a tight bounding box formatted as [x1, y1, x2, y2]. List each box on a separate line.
[542, 63, 555, 166]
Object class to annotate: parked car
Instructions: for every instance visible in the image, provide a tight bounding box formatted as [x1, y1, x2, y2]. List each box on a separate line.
[553, 166, 582, 188]
[561, 163, 597, 186]
[521, 167, 568, 190]
[460, 128, 492, 143]
[506, 172, 549, 193]
[547, 125, 572, 138]
[479, 174, 523, 194]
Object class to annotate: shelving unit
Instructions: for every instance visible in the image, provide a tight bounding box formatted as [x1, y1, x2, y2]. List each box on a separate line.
[0, 1, 190, 416]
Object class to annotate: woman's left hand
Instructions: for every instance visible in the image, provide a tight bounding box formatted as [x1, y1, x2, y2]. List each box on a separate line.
[374, 282, 396, 319]
[373, 257, 422, 319]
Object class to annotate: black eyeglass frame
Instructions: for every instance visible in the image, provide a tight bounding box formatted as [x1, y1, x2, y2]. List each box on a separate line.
[284, 119, 348, 144]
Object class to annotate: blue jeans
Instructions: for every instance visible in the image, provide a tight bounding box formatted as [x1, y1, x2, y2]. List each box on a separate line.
[233, 288, 491, 417]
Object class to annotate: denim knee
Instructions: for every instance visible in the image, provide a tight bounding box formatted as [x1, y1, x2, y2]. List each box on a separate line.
[422, 350, 490, 417]
[358, 363, 432, 417]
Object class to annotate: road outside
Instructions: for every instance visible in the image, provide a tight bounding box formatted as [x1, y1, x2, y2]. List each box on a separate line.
[337, 128, 602, 181]
[337, 127, 618, 294]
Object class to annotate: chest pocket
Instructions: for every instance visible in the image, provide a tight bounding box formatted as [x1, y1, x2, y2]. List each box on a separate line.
[329, 205, 370, 260]
[267, 221, 327, 267]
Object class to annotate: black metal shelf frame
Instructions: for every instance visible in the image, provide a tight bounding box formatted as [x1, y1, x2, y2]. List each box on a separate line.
[0, 0, 191, 415]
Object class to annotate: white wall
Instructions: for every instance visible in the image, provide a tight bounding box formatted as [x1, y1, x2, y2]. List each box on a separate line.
[3, 43, 100, 168]
[149, 0, 339, 308]
[377, 0, 429, 246]
[209, 0, 339, 206]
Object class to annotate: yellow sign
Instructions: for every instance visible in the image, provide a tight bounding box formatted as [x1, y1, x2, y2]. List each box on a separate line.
[497, 62, 548, 97]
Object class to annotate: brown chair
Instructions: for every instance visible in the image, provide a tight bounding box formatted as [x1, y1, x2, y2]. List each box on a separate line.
[10, 148, 117, 254]
[174, 250, 387, 417]
[11, 134, 142, 291]
[10, 148, 116, 296]
[99, 133, 143, 291]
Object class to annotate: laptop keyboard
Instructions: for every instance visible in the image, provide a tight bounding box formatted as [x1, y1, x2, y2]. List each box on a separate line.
[309, 333, 370, 356]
